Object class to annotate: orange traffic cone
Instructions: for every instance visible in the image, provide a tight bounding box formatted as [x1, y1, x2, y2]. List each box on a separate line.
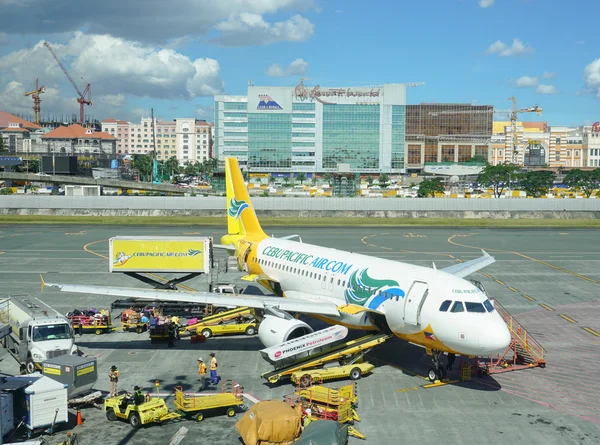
[76, 409, 83, 426]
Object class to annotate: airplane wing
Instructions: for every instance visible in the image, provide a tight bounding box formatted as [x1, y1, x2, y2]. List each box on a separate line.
[42, 280, 341, 316]
[441, 250, 495, 278]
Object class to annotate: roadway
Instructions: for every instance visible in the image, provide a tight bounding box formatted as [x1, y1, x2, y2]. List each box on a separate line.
[0, 225, 599, 444]
[0, 171, 189, 194]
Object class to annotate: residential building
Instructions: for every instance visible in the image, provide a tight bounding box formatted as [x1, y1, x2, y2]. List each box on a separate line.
[491, 121, 549, 166]
[40, 124, 116, 155]
[0, 111, 41, 153]
[101, 117, 212, 163]
[214, 82, 407, 173]
[583, 123, 600, 167]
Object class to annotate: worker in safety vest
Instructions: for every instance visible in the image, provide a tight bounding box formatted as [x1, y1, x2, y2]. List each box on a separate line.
[209, 352, 218, 384]
[109, 365, 119, 397]
[133, 386, 145, 405]
[198, 357, 207, 391]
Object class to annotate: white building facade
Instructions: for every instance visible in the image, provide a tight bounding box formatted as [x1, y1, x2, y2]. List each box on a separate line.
[214, 83, 407, 173]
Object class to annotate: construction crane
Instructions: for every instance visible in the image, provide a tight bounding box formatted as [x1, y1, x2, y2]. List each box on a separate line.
[428, 98, 543, 164]
[23, 78, 45, 125]
[43, 41, 91, 123]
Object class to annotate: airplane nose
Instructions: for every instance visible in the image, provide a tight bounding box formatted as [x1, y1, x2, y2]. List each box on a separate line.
[479, 321, 512, 355]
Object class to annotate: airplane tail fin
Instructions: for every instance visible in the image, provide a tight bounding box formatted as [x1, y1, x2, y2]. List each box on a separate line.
[223, 158, 266, 243]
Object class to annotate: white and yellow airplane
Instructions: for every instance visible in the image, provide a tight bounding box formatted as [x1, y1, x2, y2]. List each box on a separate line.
[44, 157, 511, 380]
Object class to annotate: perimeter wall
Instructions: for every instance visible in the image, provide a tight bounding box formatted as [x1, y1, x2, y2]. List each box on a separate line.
[1, 196, 599, 219]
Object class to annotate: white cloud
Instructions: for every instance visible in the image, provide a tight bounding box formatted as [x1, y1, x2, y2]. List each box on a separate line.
[0, 32, 8, 45]
[536, 84, 558, 95]
[265, 58, 308, 77]
[195, 106, 214, 120]
[515, 76, 539, 87]
[212, 13, 314, 46]
[542, 71, 556, 79]
[576, 41, 585, 45]
[478, 0, 495, 8]
[583, 58, 600, 99]
[0, 33, 225, 120]
[485, 38, 534, 56]
[0, 1, 316, 45]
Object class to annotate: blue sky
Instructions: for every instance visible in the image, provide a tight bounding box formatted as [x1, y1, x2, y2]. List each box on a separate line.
[0, 0, 598, 126]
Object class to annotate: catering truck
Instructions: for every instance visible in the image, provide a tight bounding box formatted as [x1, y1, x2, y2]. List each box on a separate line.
[0, 294, 78, 374]
[109, 236, 213, 274]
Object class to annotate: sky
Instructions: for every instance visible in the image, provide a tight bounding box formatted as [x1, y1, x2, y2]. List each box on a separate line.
[0, 0, 598, 127]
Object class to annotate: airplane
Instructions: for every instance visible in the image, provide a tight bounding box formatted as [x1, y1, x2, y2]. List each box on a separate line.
[43, 157, 511, 382]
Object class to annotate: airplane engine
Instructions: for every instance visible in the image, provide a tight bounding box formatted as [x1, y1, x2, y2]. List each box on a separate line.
[257, 309, 314, 348]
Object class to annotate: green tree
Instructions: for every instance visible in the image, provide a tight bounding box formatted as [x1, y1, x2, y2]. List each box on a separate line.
[366, 176, 374, 187]
[26, 159, 40, 173]
[563, 168, 600, 198]
[296, 172, 306, 184]
[477, 163, 520, 198]
[283, 176, 290, 187]
[0, 136, 7, 154]
[164, 156, 179, 181]
[519, 170, 556, 197]
[378, 173, 390, 188]
[132, 154, 153, 181]
[417, 177, 445, 197]
[184, 162, 197, 177]
[323, 172, 333, 186]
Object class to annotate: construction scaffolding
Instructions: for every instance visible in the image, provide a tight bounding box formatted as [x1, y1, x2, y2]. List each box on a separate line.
[476, 298, 546, 375]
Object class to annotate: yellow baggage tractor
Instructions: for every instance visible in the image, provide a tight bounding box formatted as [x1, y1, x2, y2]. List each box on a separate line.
[174, 380, 245, 421]
[105, 393, 181, 428]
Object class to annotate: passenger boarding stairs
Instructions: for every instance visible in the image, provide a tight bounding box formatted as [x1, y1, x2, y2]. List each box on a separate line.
[477, 298, 546, 375]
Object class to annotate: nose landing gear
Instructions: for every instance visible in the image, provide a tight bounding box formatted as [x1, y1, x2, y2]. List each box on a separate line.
[427, 349, 447, 382]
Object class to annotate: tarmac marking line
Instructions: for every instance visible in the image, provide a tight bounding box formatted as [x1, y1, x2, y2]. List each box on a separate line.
[422, 380, 460, 389]
[0, 252, 4, 255]
[381, 246, 393, 250]
[495, 279, 505, 285]
[540, 304, 555, 311]
[522, 294, 536, 301]
[583, 327, 600, 338]
[483, 273, 493, 279]
[559, 314, 577, 323]
[396, 386, 419, 393]
[507, 286, 518, 292]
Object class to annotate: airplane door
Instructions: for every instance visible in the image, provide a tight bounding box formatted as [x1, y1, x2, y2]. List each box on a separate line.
[404, 281, 429, 325]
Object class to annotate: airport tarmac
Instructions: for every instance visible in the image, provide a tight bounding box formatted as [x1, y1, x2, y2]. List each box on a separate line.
[1, 224, 600, 445]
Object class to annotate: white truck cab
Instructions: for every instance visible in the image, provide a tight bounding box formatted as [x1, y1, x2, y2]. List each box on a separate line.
[0, 295, 78, 373]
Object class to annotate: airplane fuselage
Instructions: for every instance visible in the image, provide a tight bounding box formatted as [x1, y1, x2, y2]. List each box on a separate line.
[246, 237, 511, 357]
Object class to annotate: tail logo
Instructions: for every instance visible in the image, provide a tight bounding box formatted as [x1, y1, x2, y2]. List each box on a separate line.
[228, 198, 249, 220]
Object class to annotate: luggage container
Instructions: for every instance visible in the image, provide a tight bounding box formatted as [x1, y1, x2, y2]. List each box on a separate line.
[42, 355, 98, 398]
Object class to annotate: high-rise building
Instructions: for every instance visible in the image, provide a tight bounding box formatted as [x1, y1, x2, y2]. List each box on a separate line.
[584, 123, 600, 167]
[405, 104, 494, 169]
[102, 117, 212, 163]
[214, 82, 407, 173]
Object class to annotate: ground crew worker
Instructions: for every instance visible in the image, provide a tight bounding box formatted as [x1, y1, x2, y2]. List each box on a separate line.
[198, 357, 207, 391]
[109, 365, 119, 397]
[172, 315, 181, 340]
[133, 386, 144, 405]
[446, 353, 456, 371]
[209, 352, 218, 384]
[167, 321, 176, 348]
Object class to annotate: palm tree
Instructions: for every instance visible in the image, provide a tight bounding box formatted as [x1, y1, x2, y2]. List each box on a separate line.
[296, 172, 306, 184]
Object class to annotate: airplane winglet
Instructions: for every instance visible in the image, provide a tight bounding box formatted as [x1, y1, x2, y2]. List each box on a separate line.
[40, 274, 46, 292]
[432, 262, 437, 270]
[482, 249, 491, 257]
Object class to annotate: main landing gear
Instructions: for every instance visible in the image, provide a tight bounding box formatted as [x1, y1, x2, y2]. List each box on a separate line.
[427, 349, 447, 382]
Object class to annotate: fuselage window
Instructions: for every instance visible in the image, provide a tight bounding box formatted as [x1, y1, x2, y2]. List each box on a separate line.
[483, 299, 494, 312]
[450, 301, 465, 313]
[465, 302, 486, 313]
[330, 277, 334, 284]
[337, 279, 340, 285]
[342, 281, 346, 287]
[439, 300, 452, 312]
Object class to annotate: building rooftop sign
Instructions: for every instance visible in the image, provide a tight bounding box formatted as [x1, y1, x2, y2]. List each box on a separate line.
[592, 122, 600, 133]
[294, 82, 381, 105]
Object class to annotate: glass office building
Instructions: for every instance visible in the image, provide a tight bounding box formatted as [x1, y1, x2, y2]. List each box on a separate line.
[214, 83, 407, 173]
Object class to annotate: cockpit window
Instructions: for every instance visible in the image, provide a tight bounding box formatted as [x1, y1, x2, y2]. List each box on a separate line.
[483, 299, 494, 312]
[439, 300, 452, 312]
[450, 301, 464, 313]
[465, 302, 486, 313]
